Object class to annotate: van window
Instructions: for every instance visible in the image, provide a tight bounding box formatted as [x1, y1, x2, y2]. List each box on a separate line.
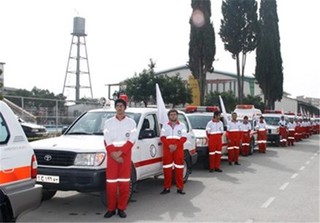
[0, 114, 10, 144]
[178, 113, 190, 132]
[141, 114, 159, 137]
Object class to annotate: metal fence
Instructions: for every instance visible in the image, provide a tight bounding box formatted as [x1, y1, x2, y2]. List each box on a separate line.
[4, 95, 103, 132]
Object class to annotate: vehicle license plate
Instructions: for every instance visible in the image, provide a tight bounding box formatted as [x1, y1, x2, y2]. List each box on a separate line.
[37, 174, 60, 184]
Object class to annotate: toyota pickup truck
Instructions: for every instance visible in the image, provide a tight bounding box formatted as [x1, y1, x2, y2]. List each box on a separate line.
[30, 107, 197, 204]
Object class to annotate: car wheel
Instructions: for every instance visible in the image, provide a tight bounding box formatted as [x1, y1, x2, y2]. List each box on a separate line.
[100, 163, 137, 207]
[183, 151, 191, 183]
[42, 188, 57, 201]
[249, 137, 255, 155]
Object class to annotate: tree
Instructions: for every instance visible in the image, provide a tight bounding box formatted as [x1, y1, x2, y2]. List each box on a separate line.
[124, 60, 157, 107]
[205, 91, 264, 113]
[159, 74, 193, 107]
[219, 0, 258, 103]
[242, 94, 265, 111]
[5, 87, 66, 108]
[188, 0, 216, 106]
[255, 0, 283, 109]
[205, 91, 237, 113]
[125, 60, 192, 107]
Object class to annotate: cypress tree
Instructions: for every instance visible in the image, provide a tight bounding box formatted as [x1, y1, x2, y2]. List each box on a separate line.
[219, 0, 258, 103]
[255, 0, 283, 109]
[188, 0, 216, 106]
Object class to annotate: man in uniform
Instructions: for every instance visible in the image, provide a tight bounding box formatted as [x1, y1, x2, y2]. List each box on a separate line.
[287, 118, 296, 146]
[160, 109, 187, 195]
[206, 110, 224, 172]
[278, 115, 288, 147]
[256, 116, 268, 153]
[240, 116, 252, 156]
[226, 112, 242, 165]
[103, 98, 137, 218]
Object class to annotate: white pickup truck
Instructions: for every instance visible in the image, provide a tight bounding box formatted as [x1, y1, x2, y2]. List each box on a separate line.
[30, 107, 197, 203]
[0, 100, 42, 222]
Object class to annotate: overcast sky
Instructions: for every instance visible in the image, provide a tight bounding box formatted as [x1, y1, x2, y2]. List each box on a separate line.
[0, 0, 319, 101]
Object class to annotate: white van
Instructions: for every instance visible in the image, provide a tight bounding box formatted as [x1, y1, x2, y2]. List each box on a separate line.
[0, 100, 42, 222]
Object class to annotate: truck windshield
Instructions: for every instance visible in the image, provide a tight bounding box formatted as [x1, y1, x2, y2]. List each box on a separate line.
[264, 117, 280, 126]
[187, 115, 212, 129]
[67, 111, 141, 135]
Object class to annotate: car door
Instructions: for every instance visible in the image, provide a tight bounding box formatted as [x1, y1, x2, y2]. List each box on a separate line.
[133, 113, 162, 180]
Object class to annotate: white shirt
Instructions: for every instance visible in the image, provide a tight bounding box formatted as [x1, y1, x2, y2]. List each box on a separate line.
[256, 120, 267, 130]
[227, 120, 241, 131]
[241, 122, 252, 131]
[206, 120, 224, 134]
[161, 121, 187, 139]
[103, 116, 137, 147]
[287, 122, 296, 130]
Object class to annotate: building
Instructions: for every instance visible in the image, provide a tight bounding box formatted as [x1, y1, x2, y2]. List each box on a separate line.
[156, 65, 261, 101]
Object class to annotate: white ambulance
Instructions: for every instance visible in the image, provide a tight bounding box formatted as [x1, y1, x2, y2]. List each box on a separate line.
[262, 110, 285, 146]
[185, 106, 230, 168]
[234, 104, 260, 151]
[30, 107, 197, 204]
[0, 100, 42, 222]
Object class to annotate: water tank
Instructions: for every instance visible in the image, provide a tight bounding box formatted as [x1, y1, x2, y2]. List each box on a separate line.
[72, 17, 86, 36]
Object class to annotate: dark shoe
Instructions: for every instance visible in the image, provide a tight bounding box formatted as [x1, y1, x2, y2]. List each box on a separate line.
[209, 169, 214, 172]
[104, 210, 116, 218]
[177, 189, 186, 195]
[235, 162, 241, 165]
[229, 162, 233, 165]
[160, 188, 170, 195]
[117, 209, 127, 218]
[215, 168, 223, 172]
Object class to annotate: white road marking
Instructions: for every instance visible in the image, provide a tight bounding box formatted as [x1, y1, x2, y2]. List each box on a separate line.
[291, 173, 298, 179]
[261, 197, 275, 208]
[310, 156, 314, 160]
[279, 182, 289, 191]
[305, 160, 311, 165]
[299, 166, 305, 171]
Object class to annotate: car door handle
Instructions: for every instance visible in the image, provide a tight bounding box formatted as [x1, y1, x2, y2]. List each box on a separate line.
[3, 168, 14, 173]
[158, 142, 162, 146]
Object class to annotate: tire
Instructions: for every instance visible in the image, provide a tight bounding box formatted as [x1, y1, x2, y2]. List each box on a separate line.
[249, 137, 255, 155]
[0, 191, 14, 222]
[100, 163, 137, 207]
[183, 151, 191, 183]
[42, 189, 57, 201]
[275, 136, 280, 147]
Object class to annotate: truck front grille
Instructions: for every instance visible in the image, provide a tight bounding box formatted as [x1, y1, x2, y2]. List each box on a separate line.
[35, 150, 76, 166]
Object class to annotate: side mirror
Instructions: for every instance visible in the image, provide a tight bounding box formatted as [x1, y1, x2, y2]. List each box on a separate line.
[61, 126, 69, 134]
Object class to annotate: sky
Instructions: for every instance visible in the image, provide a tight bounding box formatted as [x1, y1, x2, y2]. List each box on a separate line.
[0, 0, 319, 101]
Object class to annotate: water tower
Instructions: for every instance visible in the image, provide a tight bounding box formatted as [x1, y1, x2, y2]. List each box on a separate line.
[62, 17, 93, 101]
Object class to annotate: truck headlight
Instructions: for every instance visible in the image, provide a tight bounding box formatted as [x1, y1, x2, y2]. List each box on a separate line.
[74, 153, 105, 166]
[196, 137, 208, 147]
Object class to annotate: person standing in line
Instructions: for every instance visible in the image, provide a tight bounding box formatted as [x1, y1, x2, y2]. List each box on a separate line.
[206, 110, 224, 173]
[226, 112, 242, 165]
[278, 115, 288, 147]
[240, 116, 252, 156]
[287, 119, 296, 146]
[256, 116, 268, 153]
[160, 109, 187, 195]
[103, 98, 137, 219]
